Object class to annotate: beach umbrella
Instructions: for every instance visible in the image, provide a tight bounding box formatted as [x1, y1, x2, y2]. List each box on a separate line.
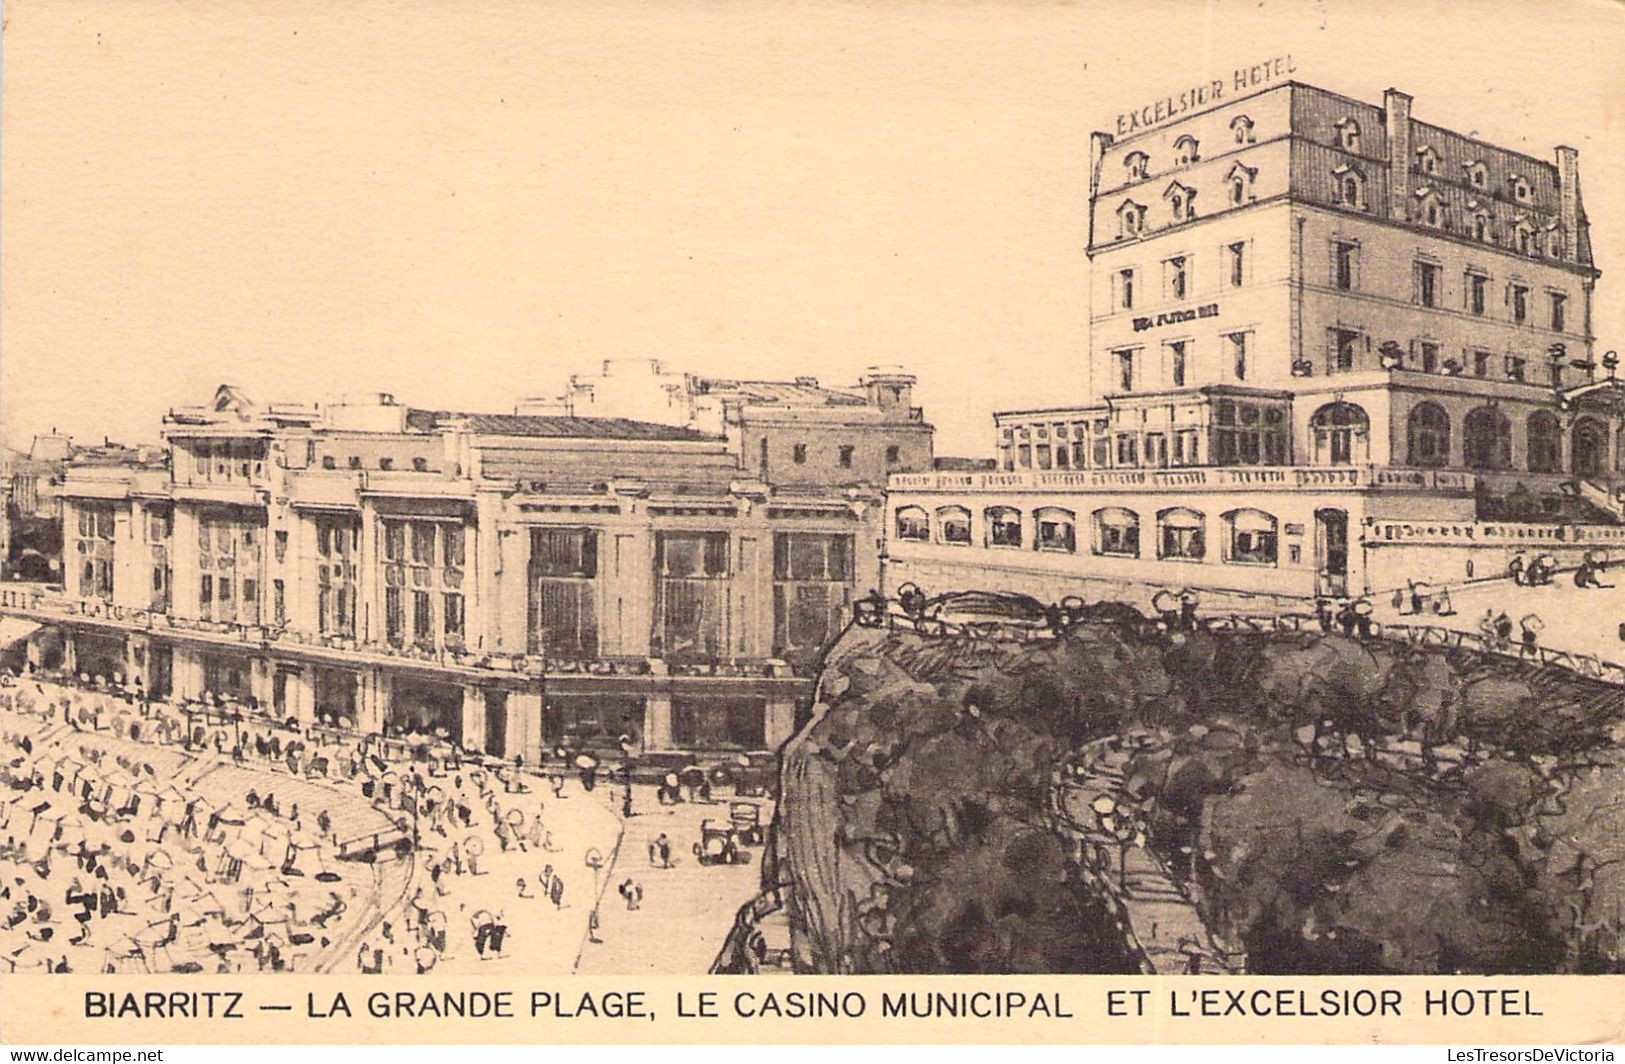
[574, 753, 599, 771]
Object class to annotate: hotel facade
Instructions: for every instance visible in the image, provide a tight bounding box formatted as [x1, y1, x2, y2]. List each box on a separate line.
[885, 79, 1622, 608]
[0, 383, 923, 763]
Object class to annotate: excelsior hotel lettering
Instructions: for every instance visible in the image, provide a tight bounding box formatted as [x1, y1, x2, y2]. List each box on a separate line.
[1132, 302, 1220, 332]
[1113, 54, 1297, 136]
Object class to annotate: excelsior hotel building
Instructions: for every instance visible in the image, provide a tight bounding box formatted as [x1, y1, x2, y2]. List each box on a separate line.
[885, 81, 1623, 608]
[0, 386, 893, 763]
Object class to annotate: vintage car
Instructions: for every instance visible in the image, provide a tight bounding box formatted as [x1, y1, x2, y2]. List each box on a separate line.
[693, 820, 752, 866]
[729, 801, 764, 846]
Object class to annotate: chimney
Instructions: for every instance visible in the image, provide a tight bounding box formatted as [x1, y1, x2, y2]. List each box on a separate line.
[1556, 145, 1580, 263]
[1384, 88, 1413, 222]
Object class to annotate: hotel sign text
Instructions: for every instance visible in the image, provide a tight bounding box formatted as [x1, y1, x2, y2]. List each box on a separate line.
[1114, 55, 1297, 137]
[1133, 303, 1220, 332]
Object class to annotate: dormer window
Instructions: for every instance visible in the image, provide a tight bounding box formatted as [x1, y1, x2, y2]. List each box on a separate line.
[1335, 117, 1361, 152]
[1164, 181, 1196, 222]
[1510, 175, 1531, 203]
[1548, 226, 1565, 258]
[1173, 135, 1200, 166]
[1416, 189, 1446, 229]
[1226, 162, 1257, 206]
[1514, 220, 1534, 255]
[1473, 212, 1492, 242]
[1332, 165, 1367, 210]
[1117, 200, 1147, 238]
[1124, 151, 1150, 180]
[1416, 145, 1440, 176]
[1230, 114, 1255, 144]
[1465, 160, 1488, 189]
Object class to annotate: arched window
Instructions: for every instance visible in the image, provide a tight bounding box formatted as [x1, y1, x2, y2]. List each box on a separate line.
[1125, 151, 1149, 180]
[897, 506, 936, 542]
[1466, 161, 1488, 189]
[1223, 509, 1278, 566]
[1407, 402, 1451, 467]
[1515, 223, 1533, 255]
[1572, 416, 1607, 479]
[935, 505, 971, 545]
[1230, 114, 1255, 144]
[984, 506, 1023, 548]
[1034, 507, 1077, 553]
[1526, 411, 1562, 473]
[1092, 507, 1140, 558]
[1510, 175, 1531, 203]
[1337, 118, 1361, 152]
[1463, 406, 1512, 470]
[1173, 135, 1200, 166]
[1310, 402, 1370, 465]
[895, 506, 929, 542]
[1157, 507, 1205, 560]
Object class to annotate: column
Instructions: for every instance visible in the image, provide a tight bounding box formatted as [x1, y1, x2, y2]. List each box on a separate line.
[764, 697, 798, 750]
[460, 685, 486, 755]
[171, 646, 205, 702]
[642, 694, 673, 753]
[357, 666, 387, 734]
[507, 690, 541, 765]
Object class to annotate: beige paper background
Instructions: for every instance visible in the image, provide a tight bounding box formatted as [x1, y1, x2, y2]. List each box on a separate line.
[4, 0, 1625, 1046]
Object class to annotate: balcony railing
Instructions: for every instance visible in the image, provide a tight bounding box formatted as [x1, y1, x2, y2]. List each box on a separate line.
[889, 465, 1476, 495]
[0, 584, 792, 680]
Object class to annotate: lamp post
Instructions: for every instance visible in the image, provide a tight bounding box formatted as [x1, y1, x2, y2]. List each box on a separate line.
[618, 734, 635, 820]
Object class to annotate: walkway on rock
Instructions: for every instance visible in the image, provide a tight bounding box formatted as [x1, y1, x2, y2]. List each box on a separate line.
[1054, 736, 1243, 976]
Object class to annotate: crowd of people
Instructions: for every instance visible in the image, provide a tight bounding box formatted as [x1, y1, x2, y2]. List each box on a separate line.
[0, 673, 386, 974]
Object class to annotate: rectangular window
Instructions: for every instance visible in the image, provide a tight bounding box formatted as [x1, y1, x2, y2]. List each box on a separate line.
[385, 587, 404, 647]
[1474, 350, 1491, 378]
[1330, 328, 1360, 373]
[1115, 434, 1138, 466]
[1165, 256, 1188, 301]
[1419, 341, 1440, 374]
[1333, 241, 1357, 290]
[1227, 242, 1245, 287]
[200, 574, 213, 605]
[529, 528, 599, 659]
[1229, 332, 1248, 380]
[442, 525, 465, 568]
[1168, 340, 1187, 387]
[1118, 268, 1135, 310]
[837, 445, 854, 469]
[1512, 284, 1529, 324]
[273, 579, 286, 626]
[219, 577, 233, 604]
[1467, 272, 1488, 315]
[1116, 348, 1135, 391]
[443, 593, 464, 642]
[1506, 356, 1527, 383]
[1551, 292, 1567, 332]
[410, 523, 435, 565]
[412, 590, 433, 648]
[1414, 261, 1440, 308]
[316, 515, 359, 638]
[772, 533, 853, 661]
[792, 443, 808, 464]
[654, 532, 729, 661]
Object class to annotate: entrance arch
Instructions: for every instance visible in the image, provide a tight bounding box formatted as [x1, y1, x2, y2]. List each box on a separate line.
[1572, 416, 1607, 479]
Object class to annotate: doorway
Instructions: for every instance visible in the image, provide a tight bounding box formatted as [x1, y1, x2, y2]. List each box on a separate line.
[1315, 508, 1349, 598]
[484, 690, 508, 758]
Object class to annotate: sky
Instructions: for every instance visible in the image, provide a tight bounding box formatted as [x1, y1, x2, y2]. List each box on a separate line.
[3, 0, 1624, 457]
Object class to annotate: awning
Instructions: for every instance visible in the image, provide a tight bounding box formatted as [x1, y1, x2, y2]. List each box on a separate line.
[0, 617, 42, 649]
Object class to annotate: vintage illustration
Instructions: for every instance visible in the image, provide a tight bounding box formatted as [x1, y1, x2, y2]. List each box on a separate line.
[2, 4, 1622, 985]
